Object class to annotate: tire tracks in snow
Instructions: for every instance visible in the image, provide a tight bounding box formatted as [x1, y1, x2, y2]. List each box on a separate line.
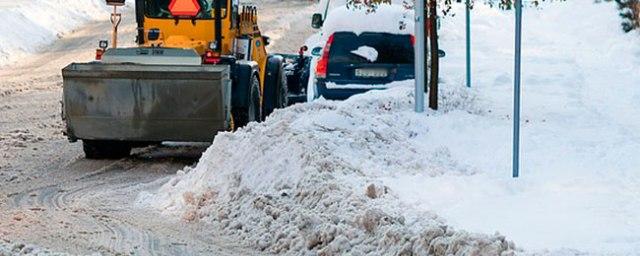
[2, 150, 227, 255]
[4, 158, 165, 255]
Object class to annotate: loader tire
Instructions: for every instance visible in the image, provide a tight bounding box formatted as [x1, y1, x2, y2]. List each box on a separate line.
[262, 55, 288, 120]
[82, 140, 132, 159]
[232, 75, 261, 129]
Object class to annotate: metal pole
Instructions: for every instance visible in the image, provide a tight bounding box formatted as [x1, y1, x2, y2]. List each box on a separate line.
[110, 6, 122, 48]
[323, 0, 331, 21]
[465, 0, 471, 88]
[513, 0, 522, 178]
[415, 0, 426, 113]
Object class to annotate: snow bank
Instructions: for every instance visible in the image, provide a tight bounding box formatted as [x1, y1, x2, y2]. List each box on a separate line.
[321, 4, 414, 40]
[141, 84, 514, 255]
[386, 1, 640, 254]
[0, 0, 113, 66]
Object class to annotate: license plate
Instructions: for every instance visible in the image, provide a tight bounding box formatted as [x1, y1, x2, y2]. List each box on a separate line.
[355, 68, 388, 78]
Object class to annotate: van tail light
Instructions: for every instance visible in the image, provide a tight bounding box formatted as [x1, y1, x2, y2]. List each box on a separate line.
[315, 33, 335, 79]
[203, 50, 221, 64]
[95, 49, 105, 61]
[410, 35, 416, 46]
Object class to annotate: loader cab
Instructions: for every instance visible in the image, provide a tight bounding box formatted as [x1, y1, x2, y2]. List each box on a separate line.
[134, 0, 268, 74]
[135, 0, 240, 55]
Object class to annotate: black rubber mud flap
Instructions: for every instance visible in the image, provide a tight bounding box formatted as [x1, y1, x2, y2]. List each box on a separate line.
[83, 140, 131, 159]
[232, 64, 255, 110]
[232, 75, 261, 129]
[262, 55, 288, 120]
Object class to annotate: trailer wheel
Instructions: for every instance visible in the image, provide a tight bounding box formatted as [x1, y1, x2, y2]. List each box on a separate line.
[262, 56, 288, 119]
[232, 75, 261, 129]
[82, 140, 132, 159]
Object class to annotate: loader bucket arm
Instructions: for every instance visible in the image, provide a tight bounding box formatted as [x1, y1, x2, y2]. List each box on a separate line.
[135, 0, 145, 44]
[214, 0, 223, 52]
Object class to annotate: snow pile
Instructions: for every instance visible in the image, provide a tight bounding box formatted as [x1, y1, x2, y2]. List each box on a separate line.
[351, 46, 378, 62]
[324, 79, 411, 90]
[321, 4, 414, 40]
[142, 84, 514, 255]
[314, 0, 412, 21]
[0, 0, 114, 66]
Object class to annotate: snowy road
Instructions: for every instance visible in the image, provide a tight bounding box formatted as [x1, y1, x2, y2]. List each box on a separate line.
[0, 1, 317, 254]
[4, 1, 637, 255]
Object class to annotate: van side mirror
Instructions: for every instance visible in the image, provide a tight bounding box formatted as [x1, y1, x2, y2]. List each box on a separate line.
[438, 49, 446, 58]
[311, 47, 323, 56]
[311, 14, 324, 29]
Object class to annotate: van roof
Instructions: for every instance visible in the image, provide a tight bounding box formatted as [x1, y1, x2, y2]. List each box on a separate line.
[321, 4, 414, 41]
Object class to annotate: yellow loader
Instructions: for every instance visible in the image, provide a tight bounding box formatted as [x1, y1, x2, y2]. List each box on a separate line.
[62, 0, 311, 159]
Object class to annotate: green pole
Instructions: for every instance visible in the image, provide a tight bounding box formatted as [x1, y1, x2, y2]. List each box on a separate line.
[466, 0, 471, 88]
[513, 0, 522, 178]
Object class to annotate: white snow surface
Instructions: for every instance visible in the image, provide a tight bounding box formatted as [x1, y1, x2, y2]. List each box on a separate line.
[401, 1, 640, 254]
[351, 46, 378, 62]
[142, 0, 640, 255]
[142, 84, 514, 255]
[324, 79, 408, 90]
[0, 0, 114, 66]
[321, 4, 414, 40]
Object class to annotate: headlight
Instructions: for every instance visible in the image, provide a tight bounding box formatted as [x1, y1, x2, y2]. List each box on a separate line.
[99, 40, 109, 50]
[209, 41, 218, 50]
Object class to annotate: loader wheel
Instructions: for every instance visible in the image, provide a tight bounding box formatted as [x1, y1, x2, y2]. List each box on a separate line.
[232, 75, 261, 129]
[82, 140, 132, 159]
[262, 56, 288, 120]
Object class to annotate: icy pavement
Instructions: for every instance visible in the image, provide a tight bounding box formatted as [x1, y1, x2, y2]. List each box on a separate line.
[0, 240, 69, 256]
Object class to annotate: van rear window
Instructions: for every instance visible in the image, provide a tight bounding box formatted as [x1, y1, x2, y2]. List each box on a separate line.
[329, 32, 414, 64]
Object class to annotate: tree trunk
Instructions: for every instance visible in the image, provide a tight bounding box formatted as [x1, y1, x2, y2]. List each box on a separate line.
[427, 0, 439, 110]
[634, 0, 640, 30]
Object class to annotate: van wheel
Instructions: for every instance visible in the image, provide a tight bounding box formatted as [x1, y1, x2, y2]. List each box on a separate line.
[232, 75, 261, 129]
[83, 140, 132, 159]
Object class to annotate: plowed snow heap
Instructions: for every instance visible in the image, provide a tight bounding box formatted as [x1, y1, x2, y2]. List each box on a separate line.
[143, 84, 515, 255]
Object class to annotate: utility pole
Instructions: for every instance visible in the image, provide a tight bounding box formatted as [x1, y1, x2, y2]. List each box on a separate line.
[414, 0, 426, 113]
[513, 0, 522, 178]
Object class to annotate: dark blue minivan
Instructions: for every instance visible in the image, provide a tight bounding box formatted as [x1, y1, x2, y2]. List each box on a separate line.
[314, 31, 415, 100]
